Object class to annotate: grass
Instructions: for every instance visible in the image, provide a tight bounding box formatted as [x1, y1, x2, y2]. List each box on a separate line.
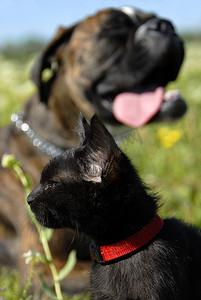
[0, 268, 21, 300]
[0, 38, 201, 298]
[0, 267, 90, 300]
[0, 54, 36, 127]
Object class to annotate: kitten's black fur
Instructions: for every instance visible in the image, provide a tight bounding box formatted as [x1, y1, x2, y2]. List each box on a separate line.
[28, 114, 201, 300]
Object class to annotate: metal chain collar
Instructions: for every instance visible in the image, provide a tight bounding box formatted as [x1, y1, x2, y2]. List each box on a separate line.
[11, 113, 65, 157]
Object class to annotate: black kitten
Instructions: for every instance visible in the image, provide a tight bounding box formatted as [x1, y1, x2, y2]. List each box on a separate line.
[28, 114, 201, 300]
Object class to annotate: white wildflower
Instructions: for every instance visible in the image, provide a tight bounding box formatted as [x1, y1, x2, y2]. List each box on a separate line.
[22, 250, 34, 265]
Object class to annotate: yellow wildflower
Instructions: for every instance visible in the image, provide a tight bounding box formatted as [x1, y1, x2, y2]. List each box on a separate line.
[157, 127, 181, 148]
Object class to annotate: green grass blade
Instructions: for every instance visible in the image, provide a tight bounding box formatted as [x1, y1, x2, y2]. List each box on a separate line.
[58, 250, 77, 281]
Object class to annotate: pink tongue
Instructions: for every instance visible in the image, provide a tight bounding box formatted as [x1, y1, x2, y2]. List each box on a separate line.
[113, 87, 164, 127]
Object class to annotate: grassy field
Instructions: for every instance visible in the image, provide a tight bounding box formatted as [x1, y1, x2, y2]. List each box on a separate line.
[0, 38, 201, 298]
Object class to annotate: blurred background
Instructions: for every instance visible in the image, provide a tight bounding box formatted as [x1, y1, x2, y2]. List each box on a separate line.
[1, 0, 201, 44]
[0, 0, 201, 299]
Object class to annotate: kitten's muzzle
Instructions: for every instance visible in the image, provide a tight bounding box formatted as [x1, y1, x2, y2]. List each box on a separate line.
[27, 193, 35, 205]
[27, 184, 42, 206]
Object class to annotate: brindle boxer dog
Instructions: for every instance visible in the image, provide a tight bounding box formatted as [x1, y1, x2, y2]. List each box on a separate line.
[0, 6, 186, 294]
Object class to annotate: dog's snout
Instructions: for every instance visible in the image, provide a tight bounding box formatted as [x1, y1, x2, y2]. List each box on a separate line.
[147, 18, 175, 34]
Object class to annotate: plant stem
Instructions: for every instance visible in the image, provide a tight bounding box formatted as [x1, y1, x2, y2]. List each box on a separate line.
[21, 261, 35, 299]
[5, 156, 64, 300]
[39, 230, 63, 300]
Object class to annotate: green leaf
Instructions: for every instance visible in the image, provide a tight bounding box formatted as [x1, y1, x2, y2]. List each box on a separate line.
[39, 275, 58, 300]
[1, 154, 19, 168]
[42, 227, 54, 241]
[25, 295, 33, 300]
[36, 252, 50, 264]
[58, 250, 77, 281]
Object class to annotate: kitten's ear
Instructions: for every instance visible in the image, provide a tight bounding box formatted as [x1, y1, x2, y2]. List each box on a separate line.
[79, 114, 121, 183]
[78, 113, 119, 153]
[77, 112, 91, 144]
[89, 115, 119, 154]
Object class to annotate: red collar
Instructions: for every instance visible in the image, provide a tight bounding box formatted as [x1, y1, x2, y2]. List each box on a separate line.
[90, 214, 163, 264]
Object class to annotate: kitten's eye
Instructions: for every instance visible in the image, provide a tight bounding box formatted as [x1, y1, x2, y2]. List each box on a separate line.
[44, 181, 60, 191]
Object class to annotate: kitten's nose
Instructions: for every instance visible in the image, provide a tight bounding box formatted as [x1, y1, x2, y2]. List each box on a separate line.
[27, 184, 41, 205]
[27, 193, 34, 205]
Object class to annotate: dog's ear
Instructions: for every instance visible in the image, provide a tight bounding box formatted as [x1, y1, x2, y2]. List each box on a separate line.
[31, 24, 77, 103]
[78, 114, 121, 183]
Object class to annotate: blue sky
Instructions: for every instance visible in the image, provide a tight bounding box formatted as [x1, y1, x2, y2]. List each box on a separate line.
[1, 0, 201, 46]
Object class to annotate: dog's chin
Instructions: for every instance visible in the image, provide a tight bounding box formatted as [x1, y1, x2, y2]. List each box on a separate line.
[151, 95, 187, 123]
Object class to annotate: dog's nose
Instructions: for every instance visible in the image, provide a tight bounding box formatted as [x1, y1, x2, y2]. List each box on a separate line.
[147, 18, 175, 34]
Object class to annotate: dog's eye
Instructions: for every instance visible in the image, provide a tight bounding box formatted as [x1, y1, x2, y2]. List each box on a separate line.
[100, 26, 128, 37]
[44, 181, 60, 191]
